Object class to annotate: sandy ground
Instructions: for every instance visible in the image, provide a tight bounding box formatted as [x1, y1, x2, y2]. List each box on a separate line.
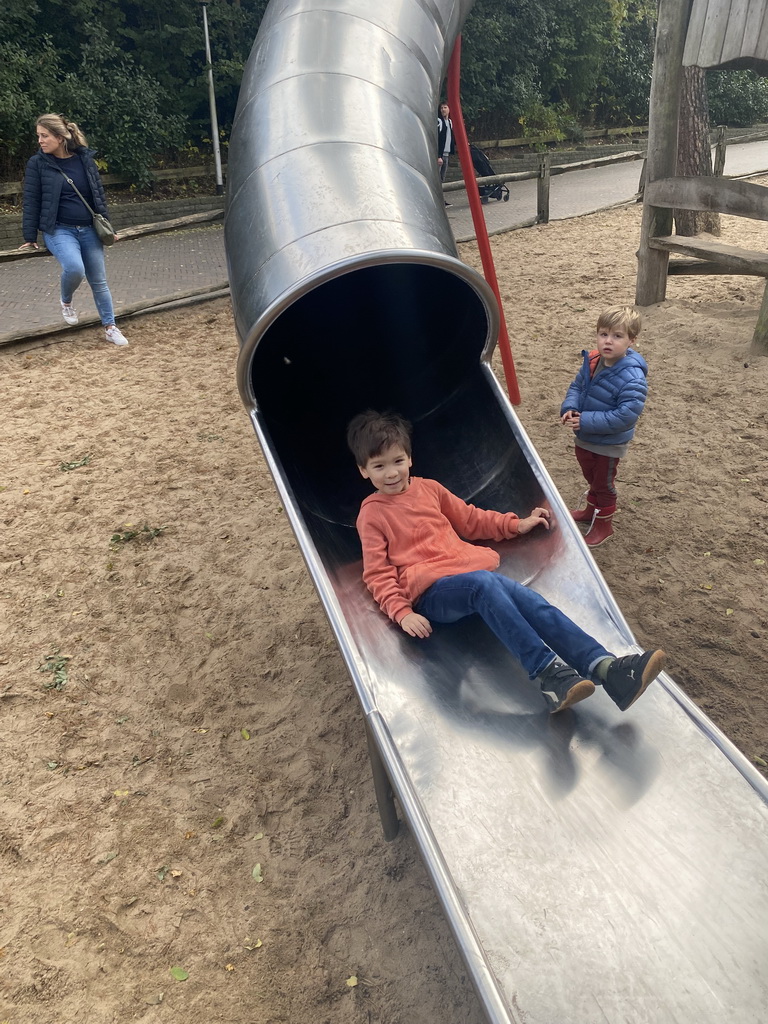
[1, 199, 767, 1024]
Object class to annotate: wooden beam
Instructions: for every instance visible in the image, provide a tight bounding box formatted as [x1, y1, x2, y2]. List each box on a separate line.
[636, 0, 693, 306]
[537, 156, 551, 223]
[645, 176, 768, 220]
[442, 150, 642, 192]
[0, 209, 223, 264]
[713, 124, 727, 175]
[649, 234, 768, 274]
[751, 280, 768, 354]
[666, 257, 762, 275]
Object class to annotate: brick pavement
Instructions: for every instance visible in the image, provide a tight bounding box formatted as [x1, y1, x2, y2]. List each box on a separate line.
[0, 224, 227, 338]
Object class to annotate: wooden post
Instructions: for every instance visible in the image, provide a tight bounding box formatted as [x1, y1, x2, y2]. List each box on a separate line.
[713, 124, 727, 176]
[537, 155, 551, 224]
[751, 280, 768, 355]
[636, 0, 693, 306]
[637, 158, 647, 201]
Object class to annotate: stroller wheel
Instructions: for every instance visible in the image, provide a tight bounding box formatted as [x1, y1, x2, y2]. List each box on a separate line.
[481, 197, 489, 205]
[503, 192, 509, 202]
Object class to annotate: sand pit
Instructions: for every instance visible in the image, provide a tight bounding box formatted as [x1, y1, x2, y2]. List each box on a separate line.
[1, 199, 766, 1023]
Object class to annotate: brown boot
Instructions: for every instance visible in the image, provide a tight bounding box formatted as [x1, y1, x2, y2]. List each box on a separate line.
[585, 506, 616, 547]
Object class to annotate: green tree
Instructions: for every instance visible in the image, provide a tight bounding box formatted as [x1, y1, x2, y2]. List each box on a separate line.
[594, 0, 656, 125]
[1, 0, 269, 176]
[460, 0, 548, 136]
[0, 37, 66, 171]
[62, 26, 186, 182]
[541, 0, 625, 117]
[708, 69, 768, 127]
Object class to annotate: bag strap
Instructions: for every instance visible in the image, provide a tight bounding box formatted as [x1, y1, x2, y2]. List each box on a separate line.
[54, 164, 99, 219]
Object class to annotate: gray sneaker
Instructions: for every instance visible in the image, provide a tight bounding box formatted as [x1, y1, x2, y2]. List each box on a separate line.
[538, 658, 595, 713]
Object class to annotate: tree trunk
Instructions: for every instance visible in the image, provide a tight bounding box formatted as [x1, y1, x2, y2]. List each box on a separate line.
[675, 65, 720, 236]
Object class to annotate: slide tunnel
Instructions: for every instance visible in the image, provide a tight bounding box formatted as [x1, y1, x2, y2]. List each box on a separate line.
[224, 3, 768, 1023]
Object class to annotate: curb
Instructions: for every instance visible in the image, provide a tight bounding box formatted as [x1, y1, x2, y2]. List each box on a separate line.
[0, 282, 230, 350]
[0, 209, 224, 264]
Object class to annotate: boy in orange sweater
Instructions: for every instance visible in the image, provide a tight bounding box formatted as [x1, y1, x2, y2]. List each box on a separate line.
[348, 409, 665, 713]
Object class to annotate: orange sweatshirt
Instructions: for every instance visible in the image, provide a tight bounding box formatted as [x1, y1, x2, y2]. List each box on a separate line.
[356, 476, 520, 624]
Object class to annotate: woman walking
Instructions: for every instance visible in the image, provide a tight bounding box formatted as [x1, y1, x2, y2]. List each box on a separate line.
[19, 114, 128, 346]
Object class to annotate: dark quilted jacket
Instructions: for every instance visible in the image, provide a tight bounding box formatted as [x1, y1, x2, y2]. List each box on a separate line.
[22, 148, 110, 242]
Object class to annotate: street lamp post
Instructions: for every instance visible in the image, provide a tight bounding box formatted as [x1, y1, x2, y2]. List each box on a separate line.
[200, 1, 224, 195]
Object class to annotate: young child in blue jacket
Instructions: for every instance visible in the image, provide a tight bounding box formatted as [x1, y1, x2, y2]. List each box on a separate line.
[560, 306, 647, 547]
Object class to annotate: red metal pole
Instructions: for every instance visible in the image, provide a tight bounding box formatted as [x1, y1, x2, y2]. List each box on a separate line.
[446, 37, 521, 405]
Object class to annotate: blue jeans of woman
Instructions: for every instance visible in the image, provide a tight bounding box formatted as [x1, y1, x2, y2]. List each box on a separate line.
[415, 570, 612, 681]
[43, 225, 115, 325]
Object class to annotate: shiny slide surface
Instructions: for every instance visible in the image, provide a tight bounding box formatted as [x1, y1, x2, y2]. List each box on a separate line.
[224, 3, 768, 1022]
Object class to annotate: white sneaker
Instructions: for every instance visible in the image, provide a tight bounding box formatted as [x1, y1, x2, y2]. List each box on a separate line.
[61, 302, 79, 325]
[105, 325, 129, 347]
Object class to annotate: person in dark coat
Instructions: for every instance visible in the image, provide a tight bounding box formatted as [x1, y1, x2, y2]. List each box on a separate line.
[437, 102, 456, 206]
[560, 306, 648, 547]
[19, 113, 128, 346]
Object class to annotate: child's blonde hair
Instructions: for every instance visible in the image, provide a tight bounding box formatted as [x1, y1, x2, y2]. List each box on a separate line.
[597, 305, 641, 340]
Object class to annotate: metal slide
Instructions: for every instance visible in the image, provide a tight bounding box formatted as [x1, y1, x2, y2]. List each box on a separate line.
[224, 3, 768, 1022]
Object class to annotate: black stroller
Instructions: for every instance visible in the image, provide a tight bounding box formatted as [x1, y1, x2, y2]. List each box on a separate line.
[470, 144, 509, 204]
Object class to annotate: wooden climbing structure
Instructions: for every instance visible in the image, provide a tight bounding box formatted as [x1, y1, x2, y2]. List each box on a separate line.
[636, 0, 768, 350]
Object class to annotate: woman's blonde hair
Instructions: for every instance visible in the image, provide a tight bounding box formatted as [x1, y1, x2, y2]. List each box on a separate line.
[36, 113, 88, 152]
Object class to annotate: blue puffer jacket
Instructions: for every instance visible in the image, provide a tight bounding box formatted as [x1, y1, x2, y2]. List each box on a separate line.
[560, 348, 648, 447]
[22, 148, 110, 243]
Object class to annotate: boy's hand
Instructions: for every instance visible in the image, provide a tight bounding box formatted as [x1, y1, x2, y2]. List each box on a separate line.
[561, 410, 580, 431]
[400, 612, 432, 638]
[517, 507, 551, 534]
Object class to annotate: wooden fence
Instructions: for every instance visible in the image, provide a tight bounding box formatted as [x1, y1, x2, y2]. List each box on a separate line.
[475, 125, 650, 150]
[0, 164, 225, 202]
[3, 125, 767, 201]
[474, 123, 768, 152]
[445, 150, 645, 226]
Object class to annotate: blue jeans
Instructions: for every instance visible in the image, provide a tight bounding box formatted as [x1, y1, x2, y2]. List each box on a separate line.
[43, 224, 116, 325]
[415, 570, 612, 681]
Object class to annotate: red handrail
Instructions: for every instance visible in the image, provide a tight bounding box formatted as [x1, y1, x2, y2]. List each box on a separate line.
[446, 37, 521, 405]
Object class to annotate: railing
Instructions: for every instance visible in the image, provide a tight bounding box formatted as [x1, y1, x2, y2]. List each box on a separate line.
[475, 125, 650, 150]
[454, 126, 768, 226]
[4, 125, 768, 201]
[0, 163, 227, 202]
[444, 150, 645, 225]
[474, 123, 768, 152]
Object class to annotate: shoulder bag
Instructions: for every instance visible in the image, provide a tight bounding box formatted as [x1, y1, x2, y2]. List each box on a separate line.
[54, 165, 116, 245]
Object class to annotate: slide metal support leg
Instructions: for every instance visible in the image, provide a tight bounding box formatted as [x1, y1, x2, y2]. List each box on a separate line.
[365, 720, 400, 841]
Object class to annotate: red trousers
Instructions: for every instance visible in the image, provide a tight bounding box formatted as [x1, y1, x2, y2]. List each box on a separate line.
[575, 446, 619, 509]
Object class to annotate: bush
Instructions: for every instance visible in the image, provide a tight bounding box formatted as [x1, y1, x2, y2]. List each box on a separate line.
[63, 27, 186, 185]
[0, 38, 66, 173]
[592, 4, 655, 126]
[707, 70, 768, 127]
[518, 101, 584, 147]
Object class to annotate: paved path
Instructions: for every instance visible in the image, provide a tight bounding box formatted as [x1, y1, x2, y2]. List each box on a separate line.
[2, 141, 768, 342]
[0, 224, 228, 342]
[450, 139, 768, 239]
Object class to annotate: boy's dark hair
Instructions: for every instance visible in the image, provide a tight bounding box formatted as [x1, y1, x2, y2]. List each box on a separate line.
[346, 410, 412, 466]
